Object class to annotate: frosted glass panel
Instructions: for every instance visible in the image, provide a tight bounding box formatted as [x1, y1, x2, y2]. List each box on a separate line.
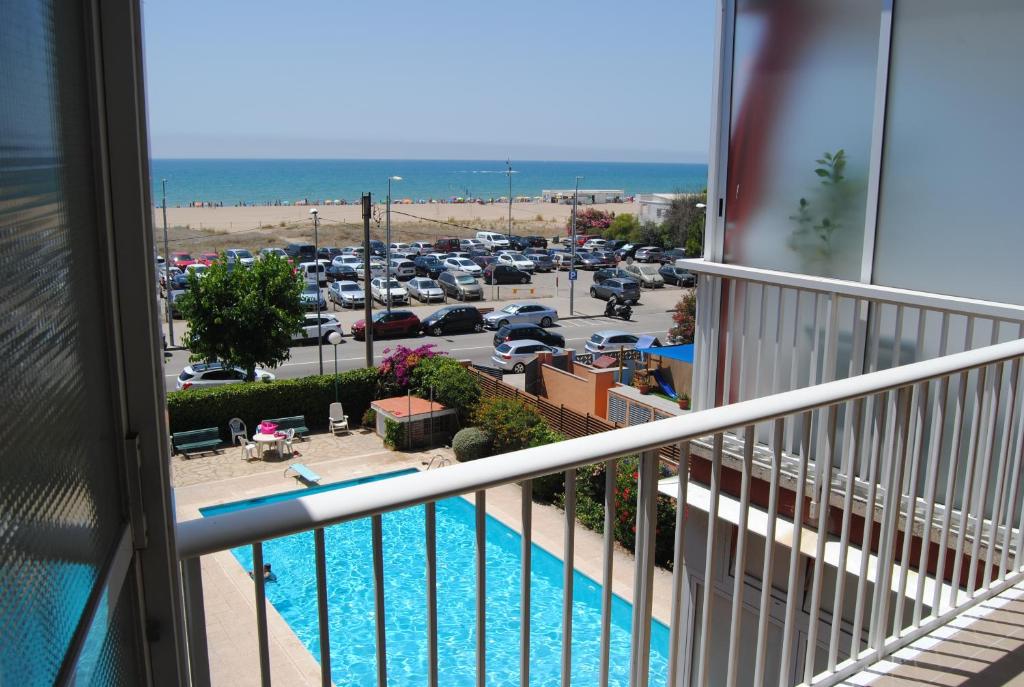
[723, 0, 881, 279]
[873, 0, 1024, 305]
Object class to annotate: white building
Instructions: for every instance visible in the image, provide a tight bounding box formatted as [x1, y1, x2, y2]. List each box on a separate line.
[541, 188, 625, 204]
[637, 192, 686, 223]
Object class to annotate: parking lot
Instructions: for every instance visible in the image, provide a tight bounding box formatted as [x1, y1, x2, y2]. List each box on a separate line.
[161, 258, 692, 391]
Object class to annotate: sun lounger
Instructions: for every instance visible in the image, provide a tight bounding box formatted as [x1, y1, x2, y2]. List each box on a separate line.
[285, 463, 321, 485]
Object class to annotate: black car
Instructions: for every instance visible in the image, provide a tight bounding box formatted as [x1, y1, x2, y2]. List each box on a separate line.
[317, 246, 344, 261]
[484, 264, 531, 285]
[421, 305, 485, 336]
[414, 255, 446, 278]
[659, 264, 696, 286]
[493, 323, 566, 349]
[369, 239, 387, 257]
[525, 235, 548, 249]
[472, 255, 497, 270]
[507, 235, 531, 251]
[593, 267, 632, 284]
[613, 244, 638, 262]
[285, 243, 317, 262]
[590, 278, 641, 304]
[604, 239, 628, 252]
[326, 263, 359, 282]
[658, 248, 689, 264]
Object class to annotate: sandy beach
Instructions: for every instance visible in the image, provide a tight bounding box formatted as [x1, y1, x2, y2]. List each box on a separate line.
[153, 201, 637, 253]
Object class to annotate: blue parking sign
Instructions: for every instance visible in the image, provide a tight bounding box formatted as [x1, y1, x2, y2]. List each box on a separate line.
[569, 270, 578, 281]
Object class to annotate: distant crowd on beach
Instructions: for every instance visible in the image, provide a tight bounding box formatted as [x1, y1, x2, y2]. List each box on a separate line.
[169, 195, 635, 209]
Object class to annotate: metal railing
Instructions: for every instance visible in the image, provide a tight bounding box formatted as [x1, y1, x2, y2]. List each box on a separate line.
[176, 337, 1024, 686]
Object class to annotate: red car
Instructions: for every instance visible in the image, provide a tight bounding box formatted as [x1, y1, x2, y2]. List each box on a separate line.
[198, 251, 219, 265]
[351, 310, 421, 340]
[171, 251, 197, 268]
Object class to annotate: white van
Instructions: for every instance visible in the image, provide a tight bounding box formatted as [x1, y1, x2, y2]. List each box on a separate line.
[475, 231, 510, 252]
[298, 261, 327, 286]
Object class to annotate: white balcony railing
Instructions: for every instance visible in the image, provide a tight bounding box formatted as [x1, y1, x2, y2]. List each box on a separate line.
[176, 336, 1024, 686]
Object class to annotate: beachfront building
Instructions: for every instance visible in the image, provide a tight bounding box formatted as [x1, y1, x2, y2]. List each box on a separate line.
[541, 188, 626, 204]
[637, 192, 687, 223]
[7, 2, 1024, 687]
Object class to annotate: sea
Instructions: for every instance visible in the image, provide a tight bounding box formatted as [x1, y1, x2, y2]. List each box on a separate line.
[150, 159, 708, 207]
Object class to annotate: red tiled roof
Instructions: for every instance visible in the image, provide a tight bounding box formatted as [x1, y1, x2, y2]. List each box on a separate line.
[371, 396, 448, 418]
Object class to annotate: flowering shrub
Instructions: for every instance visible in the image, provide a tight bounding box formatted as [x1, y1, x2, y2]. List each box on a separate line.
[668, 292, 696, 345]
[565, 208, 615, 235]
[377, 344, 440, 396]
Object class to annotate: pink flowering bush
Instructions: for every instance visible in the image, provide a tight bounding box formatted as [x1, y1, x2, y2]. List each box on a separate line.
[377, 344, 440, 396]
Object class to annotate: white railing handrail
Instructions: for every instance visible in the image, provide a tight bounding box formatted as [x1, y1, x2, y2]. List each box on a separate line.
[681, 258, 1024, 322]
[175, 337, 1024, 559]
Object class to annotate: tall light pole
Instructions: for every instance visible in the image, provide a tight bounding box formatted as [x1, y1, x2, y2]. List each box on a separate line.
[310, 208, 323, 375]
[162, 179, 174, 346]
[506, 159, 513, 238]
[328, 331, 343, 401]
[569, 175, 583, 315]
[386, 176, 402, 313]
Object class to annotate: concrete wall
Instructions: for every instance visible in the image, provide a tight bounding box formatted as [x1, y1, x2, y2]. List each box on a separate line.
[536, 358, 618, 418]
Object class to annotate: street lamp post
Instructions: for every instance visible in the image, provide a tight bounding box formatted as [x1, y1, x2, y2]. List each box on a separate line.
[161, 179, 174, 347]
[506, 159, 513, 238]
[328, 331, 343, 401]
[310, 208, 323, 375]
[569, 175, 583, 316]
[386, 176, 402, 313]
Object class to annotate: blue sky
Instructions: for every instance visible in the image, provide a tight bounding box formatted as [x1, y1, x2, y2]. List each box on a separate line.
[142, 0, 715, 162]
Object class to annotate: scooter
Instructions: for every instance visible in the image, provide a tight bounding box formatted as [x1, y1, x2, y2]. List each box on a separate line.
[604, 299, 633, 321]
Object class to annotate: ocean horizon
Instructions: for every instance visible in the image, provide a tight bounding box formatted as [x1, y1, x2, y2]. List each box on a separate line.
[150, 158, 709, 206]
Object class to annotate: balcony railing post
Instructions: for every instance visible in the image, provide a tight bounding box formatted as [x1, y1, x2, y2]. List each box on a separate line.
[629, 450, 659, 687]
[314, 528, 332, 687]
[181, 557, 211, 687]
[667, 443, 690, 687]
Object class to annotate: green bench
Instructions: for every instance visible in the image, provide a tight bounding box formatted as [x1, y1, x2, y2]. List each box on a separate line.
[263, 415, 310, 440]
[172, 427, 222, 458]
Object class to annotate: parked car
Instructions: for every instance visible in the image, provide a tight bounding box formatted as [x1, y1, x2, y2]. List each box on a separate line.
[198, 251, 219, 265]
[420, 305, 485, 336]
[341, 245, 365, 256]
[577, 251, 612, 270]
[442, 251, 471, 260]
[524, 235, 548, 249]
[293, 313, 344, 343]
[604, 239, 629, 253]
[552, 252, 583, 270]
[659, 264, 696, 286]
[492, 323, 565, 349]
[433, 237, 462, 253]
[524, 251, 554, 272]
[476, 231, 510, 252]
[438, 271, 483, 301]
[460, 238, 485, 252]
[406, 277, 444, 303]
[170, 251, 195, 268]
[413, 255, 446, 278]
[333, 254, 363, 269]
[658, 248, 689, 264]
[286, 243, 317, 263]
[443, 257, 482, 276]
[327, 280, 365, 309]
[482, 303, 558, 329]
[357, 258, 387, 281]
[297, 261, 327, 286]
[370, 277, 409, 305]
[472, 255, 498, 270]
[183, 263, 208, 278]
[491, 340, 564, 373]
[584, 330, 640, 355]
[176, 362, 274, 390]
[622, 261, 665, 288]
[507, 235, 531, 251]
[634, 246, 664, 263]
[326, 263, 358, 282]
[351, 310, 421, 340]
[410, 241, 434, 255]
[388, 242, 411, 254]
[495, 252, 535, 272]
[572, 233, 597, 247]
[483, 264, 531, 285]
[593, 267, 633, 284]
[368, 239, 387, 257]
[582, 238, 607, 251]
[299, 283, 326, 310]
[259, 247, 291, 263]
[388, 258, 416, 280]
[317, 247, 344, 262]
[590, 278, 641, 304]
[613, 244, 638, 262]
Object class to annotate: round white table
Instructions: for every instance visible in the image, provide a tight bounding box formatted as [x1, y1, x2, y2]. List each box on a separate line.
[252, 432, 284, 460]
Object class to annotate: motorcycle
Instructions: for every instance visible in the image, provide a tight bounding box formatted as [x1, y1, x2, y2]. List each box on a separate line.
[604, 298, 632, 321]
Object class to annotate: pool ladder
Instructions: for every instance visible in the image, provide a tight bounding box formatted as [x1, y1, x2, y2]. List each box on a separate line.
[422, 453, 452, 470]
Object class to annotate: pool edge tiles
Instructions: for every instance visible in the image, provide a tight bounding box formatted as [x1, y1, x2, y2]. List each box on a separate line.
[200, 468, 671, 685]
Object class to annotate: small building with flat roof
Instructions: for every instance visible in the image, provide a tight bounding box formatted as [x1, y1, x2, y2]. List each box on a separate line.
[371, 396, 457, 449]
[542, 189, 625, 204]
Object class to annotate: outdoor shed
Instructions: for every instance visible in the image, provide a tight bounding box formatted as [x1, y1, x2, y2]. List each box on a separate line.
[371, 396, 457, 449]
[638, 343, 694, 402]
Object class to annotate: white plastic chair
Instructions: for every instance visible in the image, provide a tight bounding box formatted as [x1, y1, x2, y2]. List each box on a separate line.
[240, 442, 257, 461]
[282, 428, 296, 457]
[329, 402, 349, 434]
[228, 417, 247, 445]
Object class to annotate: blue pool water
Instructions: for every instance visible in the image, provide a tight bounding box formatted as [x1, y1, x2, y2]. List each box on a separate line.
[201, 470, 669, 685]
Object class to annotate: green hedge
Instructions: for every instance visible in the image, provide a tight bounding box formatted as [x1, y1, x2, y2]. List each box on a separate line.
[167, 367, 379, 441]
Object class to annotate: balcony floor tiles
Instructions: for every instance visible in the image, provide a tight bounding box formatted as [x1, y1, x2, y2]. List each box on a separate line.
[174, 430, 674, 685]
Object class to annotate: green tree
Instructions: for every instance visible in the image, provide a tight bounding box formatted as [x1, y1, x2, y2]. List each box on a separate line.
[472, 397, 544, 454]
[661, 193, 707, 255]
[410, 356, 481, 424]
[605, 213, 640, 240]
[629, 221, 667, 248]
[178, 254, 304, 380]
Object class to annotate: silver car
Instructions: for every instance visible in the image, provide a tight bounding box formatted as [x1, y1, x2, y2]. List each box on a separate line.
[388, 258, 416, 280]
[491, 339, 564, 373]
[327, 280, 365, 308]
[482, 303, 559, 329]
[407, 277, 444, 302]
[443, 257, 482, 276]
[584, 330, 641, 355]
[176, 362, 275, 390]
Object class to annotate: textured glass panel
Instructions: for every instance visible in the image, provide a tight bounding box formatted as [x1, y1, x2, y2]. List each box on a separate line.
[724, 0, 881, 279]
[873, 0, 1024, 304]
[0, 0, 130, 684]
[74, 585, 141, 686]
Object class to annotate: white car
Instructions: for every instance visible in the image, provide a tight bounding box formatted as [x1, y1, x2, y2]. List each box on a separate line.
[184, 263, 208, 278]
[176, 362, 275, 390]
[476, 230, 510, 251]
[582, 238, 607, 251]
[406, 277, 445, 302]
[389, 242, 411, 253]
[225, 248, 255, 266]
[370, 277, 409, 304]
[293, 313, 344, 343]
[460, 238, 485, 252]
[496, 252, 535, 272]
[491, 340, 564, 373]
[585, 330, 640, 355]
[426, 252, 448, 260]
[341, 246, 365, 256]
[357, 259, 387, 281]
[259, 247, 290, 261]
[410, 241, 434, 255]
[333, 254, 362, 269]
[622, 261, 665, 288]
[297, 261, 327, 285]
[389, 258, 416, 280]
[443, 257, 482, 276]
[327, 280, 365, 308]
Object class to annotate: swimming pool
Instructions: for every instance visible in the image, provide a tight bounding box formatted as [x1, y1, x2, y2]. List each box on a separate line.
[201, 469, 669, 685]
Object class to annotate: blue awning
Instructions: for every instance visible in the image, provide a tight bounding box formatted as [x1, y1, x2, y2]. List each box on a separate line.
[637, 343, 694, 364]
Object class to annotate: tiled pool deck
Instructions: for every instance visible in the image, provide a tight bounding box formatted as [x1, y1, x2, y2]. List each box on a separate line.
[173, 430, 675, 685]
